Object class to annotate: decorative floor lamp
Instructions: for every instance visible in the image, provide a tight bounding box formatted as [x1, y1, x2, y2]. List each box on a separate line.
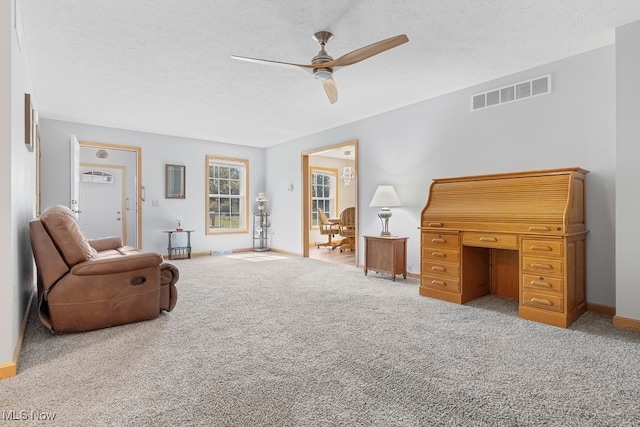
[369, 185, 402, 236]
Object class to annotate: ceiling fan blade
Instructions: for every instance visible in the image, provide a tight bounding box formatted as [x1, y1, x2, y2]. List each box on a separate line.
[330, 34, 409, 68]
[322, 78, 338, 104]
[230, 55, 315, 70]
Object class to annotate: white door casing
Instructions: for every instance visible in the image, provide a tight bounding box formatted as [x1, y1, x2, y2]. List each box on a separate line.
[73, 141, 142, 248]
[70, 134, 80, 218]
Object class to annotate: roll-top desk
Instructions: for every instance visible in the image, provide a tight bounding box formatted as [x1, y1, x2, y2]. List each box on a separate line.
[419, 168, 588, 328]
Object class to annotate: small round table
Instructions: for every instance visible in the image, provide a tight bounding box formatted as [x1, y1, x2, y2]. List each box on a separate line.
[162, 230, 194, 260]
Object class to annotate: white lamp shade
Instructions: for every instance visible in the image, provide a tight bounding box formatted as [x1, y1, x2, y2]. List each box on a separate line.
[369, 185, 402, 207]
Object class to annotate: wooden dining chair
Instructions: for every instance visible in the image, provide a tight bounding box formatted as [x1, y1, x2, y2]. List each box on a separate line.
[336, 207, 356, 252]
[316, 208, 340, 248]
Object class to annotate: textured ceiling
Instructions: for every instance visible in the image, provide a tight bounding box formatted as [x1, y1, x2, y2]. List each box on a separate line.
[18, 1, 640, 148]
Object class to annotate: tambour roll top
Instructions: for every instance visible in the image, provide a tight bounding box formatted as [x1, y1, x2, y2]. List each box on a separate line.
[421, 167, 588, 235]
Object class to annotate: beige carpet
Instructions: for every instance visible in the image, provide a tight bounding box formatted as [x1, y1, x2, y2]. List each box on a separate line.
[2, 254, 640, 426]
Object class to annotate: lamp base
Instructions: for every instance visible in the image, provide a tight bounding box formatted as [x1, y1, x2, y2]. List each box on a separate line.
[377, 208, 392, 237]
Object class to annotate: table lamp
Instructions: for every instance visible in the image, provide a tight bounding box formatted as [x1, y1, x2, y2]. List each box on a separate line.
[369, 185, 402, 236]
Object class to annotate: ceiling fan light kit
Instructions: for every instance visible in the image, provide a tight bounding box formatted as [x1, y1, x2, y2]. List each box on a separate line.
[231, 31, 408, 104]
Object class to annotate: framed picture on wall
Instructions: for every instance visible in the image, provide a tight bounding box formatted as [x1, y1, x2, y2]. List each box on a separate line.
[166, 164, 186, 199]
[24, 93, 34, 152]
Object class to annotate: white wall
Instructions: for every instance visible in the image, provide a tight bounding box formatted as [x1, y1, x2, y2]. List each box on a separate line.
[615, 21, 640, 321]
[266, 46, 617, 307]
[0, 0, 12, 367]
[39, 119, 266, 256]
[1, 0, 37, 367]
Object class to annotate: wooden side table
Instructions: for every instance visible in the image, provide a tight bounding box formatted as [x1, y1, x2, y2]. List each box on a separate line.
[162, 230, 194, 260]
[363, 235, 408, 281]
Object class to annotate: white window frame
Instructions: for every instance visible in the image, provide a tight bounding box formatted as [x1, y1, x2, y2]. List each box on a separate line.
[310, 167, 337, 228]
[206, 156, 249, 234]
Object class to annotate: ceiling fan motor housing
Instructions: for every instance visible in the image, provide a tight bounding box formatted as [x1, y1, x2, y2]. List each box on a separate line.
[313, 66, 333, 80]
[312, 31, 334, 80]
[312, 51, 333, 80]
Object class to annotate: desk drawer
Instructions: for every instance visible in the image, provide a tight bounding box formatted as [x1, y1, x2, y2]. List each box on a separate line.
[422, 232, 460, 249]
[522, 290, 563, 312]
[422, 260, 460, 279]
[522, 273, 563, 294]
[463, 232, 518, 249]
[521, 238, 563, 258]
[522, 256, 564, 276]
[421, 247, 460, 263]
[421, 275, 460, 293]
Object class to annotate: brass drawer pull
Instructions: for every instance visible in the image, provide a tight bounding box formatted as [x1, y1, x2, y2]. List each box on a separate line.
[431, 266, 445, 272]
[530, 297, 553, 306]
[428, 222, 443, 227]
[528, 226, 550, 231]
[530, 263, 553, 270]
[530, 280, 551, 288]
[431, 238, 446, 243]
[479, 237, 497, 242]
[529, 245, 553, 252]
[431, 252, 446, 258]
[431, 280, 446, 287]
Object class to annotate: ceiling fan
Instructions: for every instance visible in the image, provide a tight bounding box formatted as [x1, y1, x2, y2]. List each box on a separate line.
[231, 32, 409, 104]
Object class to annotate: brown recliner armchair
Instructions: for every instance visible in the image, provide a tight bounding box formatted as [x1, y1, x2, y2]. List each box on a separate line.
[29, 205, 178, 333]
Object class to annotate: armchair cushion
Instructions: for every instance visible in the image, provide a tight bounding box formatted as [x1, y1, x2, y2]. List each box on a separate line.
[88, 236, 123, 252]
[40, 205, 97, 265]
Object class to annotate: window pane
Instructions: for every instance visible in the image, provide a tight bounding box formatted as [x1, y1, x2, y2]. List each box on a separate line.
[230, 180, 240, 195]
[209, 180, 218, 194]
[231, 198, 240, 213]
[207, 157, 248, 233]
[310, 169, 336, 228]
[229, 213, 240, 228]
[220, 180, 230, 195]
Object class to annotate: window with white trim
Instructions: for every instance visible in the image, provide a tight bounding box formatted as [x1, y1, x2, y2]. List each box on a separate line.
[311, 168, 337, 227]
[206, 156, 248, 234]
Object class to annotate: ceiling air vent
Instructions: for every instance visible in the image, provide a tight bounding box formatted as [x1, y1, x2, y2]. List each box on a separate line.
[471, 74, 551, 111]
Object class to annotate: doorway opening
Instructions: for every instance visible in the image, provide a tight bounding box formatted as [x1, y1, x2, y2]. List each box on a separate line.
[301, 140, 359, 268]
[75, 140, 142, 249]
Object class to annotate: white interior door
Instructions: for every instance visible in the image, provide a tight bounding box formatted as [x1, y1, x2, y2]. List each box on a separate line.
[78, 165, 126, 243]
